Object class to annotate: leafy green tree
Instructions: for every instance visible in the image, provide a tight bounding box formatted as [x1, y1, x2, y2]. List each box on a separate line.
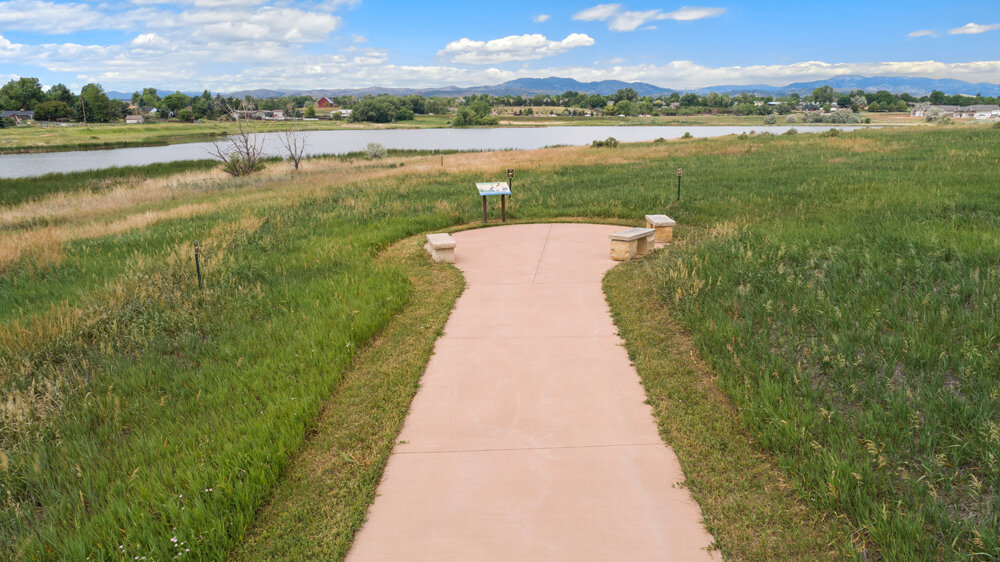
[350, 96, 414, 123]
[176, 108, 195, 121]
[613, 100, 635, 115]
[453, 98, 499, 126]
[872, 90, 895, 106]
[33, 100, 74, 121]
[192, 98, 213, 119]
[76, 83, 112, 122]
[529, 94, 548, 106]
[452, 106, 476, 126]
[929, 90, 946, 105]
[836, 95, 852, 107]
[0, 77, 46, 110]
[47, 83, 75, 105]
[584, 94, 607, 109]
[304, 105, 316, 118]
[109, 99, 129, 120]
[425, 97, 450, 114]
[812, 85, 836, 104]
[772, 102, 793, 115]
[679, 93, 701, 107]
[140, 87, 161, 108]
[468, 99, 492, 118]
[163, 92, 191, 112]
[403, 95, 426, 114]
[612, 88, 639, 102]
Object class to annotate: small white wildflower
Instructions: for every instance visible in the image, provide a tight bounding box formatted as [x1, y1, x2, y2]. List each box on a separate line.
[171, 537, 178, 543]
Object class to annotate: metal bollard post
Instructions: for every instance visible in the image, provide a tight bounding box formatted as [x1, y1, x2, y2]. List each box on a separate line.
[193, 240, 203, 290]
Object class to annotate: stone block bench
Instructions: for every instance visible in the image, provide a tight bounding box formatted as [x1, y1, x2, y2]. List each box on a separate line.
[609, 227, 656, 261]
[645, 214, 676, 244]
[425, 233, 456, 263]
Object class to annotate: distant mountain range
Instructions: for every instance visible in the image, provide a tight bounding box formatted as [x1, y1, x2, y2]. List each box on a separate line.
[107, 75, 1000, 101]
[688, 76, 1000, 97]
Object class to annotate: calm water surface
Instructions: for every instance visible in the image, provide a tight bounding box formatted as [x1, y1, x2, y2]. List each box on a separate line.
[0, 125, 867, 179]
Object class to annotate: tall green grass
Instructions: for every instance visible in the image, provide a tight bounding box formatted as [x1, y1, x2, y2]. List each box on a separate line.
[643, 128, 1000, 558]
[1, 126, 997, 559]
[1, 182, 464, 559]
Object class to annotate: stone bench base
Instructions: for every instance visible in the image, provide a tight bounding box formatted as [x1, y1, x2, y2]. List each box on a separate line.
[645, 214, 676, 244]
[609, 227, 656, 261]
[425, 233, 456, 263]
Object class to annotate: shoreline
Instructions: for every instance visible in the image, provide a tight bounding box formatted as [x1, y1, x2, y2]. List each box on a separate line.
[0, 117, 899, 155]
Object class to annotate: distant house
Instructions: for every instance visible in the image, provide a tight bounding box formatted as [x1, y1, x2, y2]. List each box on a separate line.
[317, 97, 333, 108]
[969, 104, 1000, 119]
[1, 110, 34, 124]
[256, 109, 285, 120]
[125, 114, 145, 124]
[911, 104, 999, 119]
[338, 108, 352, 118]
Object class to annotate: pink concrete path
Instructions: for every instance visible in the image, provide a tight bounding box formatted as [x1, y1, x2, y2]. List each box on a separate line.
[347, 223, 717, 561]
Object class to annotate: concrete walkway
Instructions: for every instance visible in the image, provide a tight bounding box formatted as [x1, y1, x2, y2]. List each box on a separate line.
[348, 224, 717, 561]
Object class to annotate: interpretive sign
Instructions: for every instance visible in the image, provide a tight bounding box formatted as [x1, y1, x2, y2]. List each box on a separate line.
[475, 182, 511, 222]
[476, 182, 512, 196]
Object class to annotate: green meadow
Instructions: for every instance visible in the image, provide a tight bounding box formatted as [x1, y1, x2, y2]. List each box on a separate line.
[1, 125, 997, 560]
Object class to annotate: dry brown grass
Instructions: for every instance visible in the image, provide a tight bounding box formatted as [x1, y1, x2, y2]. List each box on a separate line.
[0, 136, 798, 273]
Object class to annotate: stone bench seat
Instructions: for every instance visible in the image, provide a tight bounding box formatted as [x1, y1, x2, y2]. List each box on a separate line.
[425, 233, 456, 263]
[645, 214, 676, 244]
[609, 227, 656, 261]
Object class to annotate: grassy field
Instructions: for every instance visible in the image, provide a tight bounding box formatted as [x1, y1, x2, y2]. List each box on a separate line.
[1, 124, 997, 559]
[0, 116, 453, 154]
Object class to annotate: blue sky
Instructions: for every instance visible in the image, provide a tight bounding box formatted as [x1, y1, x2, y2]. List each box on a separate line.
[1, 0, 999, 92]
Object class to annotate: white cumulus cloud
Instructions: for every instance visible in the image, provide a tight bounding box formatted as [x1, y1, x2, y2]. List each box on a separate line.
[0, 34, 22, 56]
[0, 0, 124, 33]
[662, 6, 725, 21]
[439, 33, 595, 64]
[532, 14, 550, 23]
[574, 4, 724, 31]
[948, 22, 1000, 35]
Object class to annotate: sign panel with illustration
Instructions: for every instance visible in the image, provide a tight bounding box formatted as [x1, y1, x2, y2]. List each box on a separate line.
[475, 182, 512, 196]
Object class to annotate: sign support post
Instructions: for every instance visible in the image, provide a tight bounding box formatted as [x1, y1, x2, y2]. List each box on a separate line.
[475, 181, 512, 223]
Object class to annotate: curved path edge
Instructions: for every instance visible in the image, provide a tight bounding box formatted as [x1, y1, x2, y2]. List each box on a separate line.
[347, 223, 718, 561]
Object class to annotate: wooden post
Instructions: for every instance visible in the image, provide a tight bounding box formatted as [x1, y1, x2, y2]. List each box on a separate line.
[482, 195, 488, 223]
[501, 194, 506, 222]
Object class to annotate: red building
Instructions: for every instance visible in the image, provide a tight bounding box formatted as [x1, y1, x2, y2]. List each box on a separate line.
[317, 97, 333, 108]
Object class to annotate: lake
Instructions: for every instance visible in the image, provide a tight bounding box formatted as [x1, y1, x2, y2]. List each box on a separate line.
[0, 125, 867, 179]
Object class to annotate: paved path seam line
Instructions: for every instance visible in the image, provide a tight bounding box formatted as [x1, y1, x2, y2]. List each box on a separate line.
[528, 224, 553, 285]
[394, 442, 666, 456]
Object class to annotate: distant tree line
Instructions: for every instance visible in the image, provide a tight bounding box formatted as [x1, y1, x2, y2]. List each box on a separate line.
[3, 75, 998, 127]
